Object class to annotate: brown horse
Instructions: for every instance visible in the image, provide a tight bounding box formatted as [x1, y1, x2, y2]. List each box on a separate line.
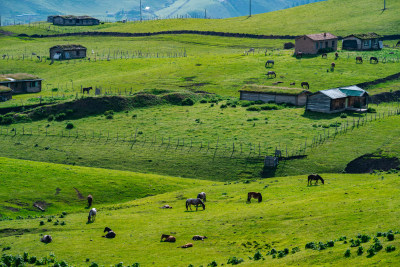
[331, 62, 336, 68]
[356, 57, 363, 63]
[321, 53, 327, 58]
[247, 192, 262, 203]
[161, 234, 176, 242]
[87, 194, 93, 207]
[335, 52, 339, 59]
[301, 82, 309, 89]
[267, 71, 276, 78]
[83, 87, 92, 94]
[308, 174, 324, 186]
[370, 57, 379, 64]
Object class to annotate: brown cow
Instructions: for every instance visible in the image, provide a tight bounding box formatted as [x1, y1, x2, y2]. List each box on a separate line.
[161, 234, 176, 242]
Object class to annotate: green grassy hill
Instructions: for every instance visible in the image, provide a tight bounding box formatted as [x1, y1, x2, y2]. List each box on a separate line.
[0, 157, 212, 217]
[1, 171, 400, 266]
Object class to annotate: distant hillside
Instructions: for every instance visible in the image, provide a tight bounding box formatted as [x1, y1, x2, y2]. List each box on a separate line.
[0, 0, 324, 24]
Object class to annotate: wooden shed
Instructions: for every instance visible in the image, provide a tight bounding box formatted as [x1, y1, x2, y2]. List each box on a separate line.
[342, 33, 382, 51]
[295, 33, 338, 55]
[0, 73, 42, 94]
[52, 15, 100, 26]
[306, 86, 369, 113]
[50, 44, 87, 60]
[0, 86, 12, 102]
[239, 85, 311, 106]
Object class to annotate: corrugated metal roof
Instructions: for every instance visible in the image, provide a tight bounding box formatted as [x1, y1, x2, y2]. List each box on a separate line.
[319, 89, 347, 99]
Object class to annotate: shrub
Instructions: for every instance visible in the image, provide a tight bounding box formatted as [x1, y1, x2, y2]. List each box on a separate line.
[284, 42, 295, 49]
[55, 113, 66, 121]
[340, 113, 347, 118]
[326, 240, 335, 247]
[132, 114, 137, 118]
[227, 256, 244, 265]
[367, 107, 377, 113]
[386, 245, 396, 252]
[305, 242, 317, 250]
[47, 218, 52, 222]
[2, 246, 11, 251]
[89, 262, 99, 267]
[270, 248, 277, 255]
[283, 248, 289, 255]
[350, 239, 361, 247]
[291, 247, 300, 254]
[254, 100, 264, 105]
[220, 104, 227, 109]
[387, 232, 395, 241]
[39, 221, 45, 226]
[344, 249, 351, 257]
[367, 247, 375, 257]
[182, 98, 194, 106]
[131, 263, 139, 267]
[253, 251, 263, 260]
[338, 236, 347, 241]
[277, 251, 285, 258]
[29, 256, 37, 264]
[318, 242, 326, 250]
[260, 104, 280, 110]
[62, 211, 67, 216]
[240, 101, 252, 107]
[65, 123, 74, 129]
[60, 221, 66, 226]
[115, 263, 123, 267]
[200, 99, 208, 103]
[104, 110, 114, 116]
[48, 115, 55, 122]
[357, 246, 364, 255]
[246, 106, 261, 112]
[23, 252, 29, 262]
[208, 261, 217, 267]
[0, 115, 13, 125]
[359, 234, 371, 243]
[106, 114, 114, 119]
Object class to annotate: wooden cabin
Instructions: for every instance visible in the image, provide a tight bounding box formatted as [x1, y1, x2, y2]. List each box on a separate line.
[52, 15, 100, 26]
[295, 33, 338, 55]
[306, 86, 369, 113]
[239, 85, 311, 106]
[0, 73, 42, 94]
[0, 86, 12, 102]
[50, 44, 87, 60]
[342, 33, 382, 51]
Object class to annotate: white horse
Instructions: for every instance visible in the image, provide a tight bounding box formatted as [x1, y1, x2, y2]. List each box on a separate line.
[88, 208, 97, 223]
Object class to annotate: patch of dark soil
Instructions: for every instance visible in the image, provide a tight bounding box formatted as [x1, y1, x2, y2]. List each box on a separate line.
[0, 228, 47, 238]
[345, 154, 400, 173]
[73, 187, 84, 199]
[2, 206, 20, 212]
[55, 187, 61, 195]
[371, 90, 400, 104]
[33, 201, 51, 211]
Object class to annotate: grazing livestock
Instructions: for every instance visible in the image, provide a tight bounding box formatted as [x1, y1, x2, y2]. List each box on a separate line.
[244, 48, 255, 55]
[88, 208, 97, 223]
[102, 227, 116, 238]
[331, 62, 336, 68]
[296, 52, 303, 58]
[197, 192, 206, 202]
[247, 192, 262, 203]
[266, 71, 276, 79]
[308, 174, 325, 186]
[186, 198, 205, 211]
[321, 53, 327, 58]
[356, 57, 363, 63]
[370, 57, 379, 63]
[265, 60, 274, 68]
[301, 82, 310, 89]
[82, 87, 92, 94]
[335, 52, 339, 59]
[41, 235, 52, 243]
[161, 205, 173, 209]
[87, 194, 93, 207]
[290, 82, 296, 86]
[192, 235, 207, 241]
[161, 234, 176, 242]
[178, 243, 193, 248]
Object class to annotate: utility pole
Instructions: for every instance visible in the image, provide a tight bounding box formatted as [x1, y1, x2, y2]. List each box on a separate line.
[249, 0, 252, 17]
[140, 0, 142, 21]
[383, 0, 386, 10]
[204, 9, 207, 19]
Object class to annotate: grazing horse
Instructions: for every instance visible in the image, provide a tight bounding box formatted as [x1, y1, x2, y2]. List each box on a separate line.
[301, 82, 309, 89]
[82, 87, 92, 94]
[356, 56, 363, 63]
[41, 235, 52, 243]
[247, 192, 262, 203]
[266, 71, 276, 78]
[88, 208, 97, 223]
[331, 62, 336, 68]
[186, 198, 205, 211]
[307, 174, 324, 186]
[321, 53, 327, 58]
[178, 243, 193, 248]
[87, 194, 93, 207]
[192, 235, 207, 241]
[102, 227, 116, 238]
[370, 57, 379, 64]
[335, 52, 339, 59]
[244, 48, 255, 55]
[197, 192, 206, 202]
[161, 234, 176, 242]
[296, 52, 303, 59]
[265, 60, 275, 68]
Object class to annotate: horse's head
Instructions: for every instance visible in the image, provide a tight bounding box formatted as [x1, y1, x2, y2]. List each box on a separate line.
[258, 193, 262, 202]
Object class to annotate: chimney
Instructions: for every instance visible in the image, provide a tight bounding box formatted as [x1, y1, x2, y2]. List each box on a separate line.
[324, 32, 326, 37]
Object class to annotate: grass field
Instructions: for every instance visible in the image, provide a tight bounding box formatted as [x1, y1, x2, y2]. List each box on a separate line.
[1, 165, 400, 266]
[2, 0, 400, 36]
[0, 34, 399, 110]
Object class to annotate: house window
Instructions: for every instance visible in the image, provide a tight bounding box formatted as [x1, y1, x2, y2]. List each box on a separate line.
[316, 43, 318, 49]
[332, 40, 335, 47]
[320, 42, 323, 48]
[30, 81, 38, 87]
[363, 40, 369, 47]
[373, 39, 378, 45]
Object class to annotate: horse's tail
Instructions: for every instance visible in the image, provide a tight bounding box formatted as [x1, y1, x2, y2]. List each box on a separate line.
[258, 194, 262, 203]
[247, 193, 250, 202]
[185, 200, 188, 210]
